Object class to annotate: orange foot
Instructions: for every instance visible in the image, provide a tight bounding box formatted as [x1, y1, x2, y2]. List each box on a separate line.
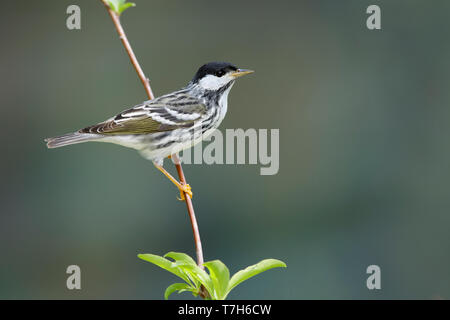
[177, 183, 193, 201]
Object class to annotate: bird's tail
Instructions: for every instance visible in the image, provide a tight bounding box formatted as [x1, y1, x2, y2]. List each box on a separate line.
[45, 132, 100, 149]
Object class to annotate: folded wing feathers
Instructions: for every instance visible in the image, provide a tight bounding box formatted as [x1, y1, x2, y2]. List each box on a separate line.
[79, 93, 207, 135]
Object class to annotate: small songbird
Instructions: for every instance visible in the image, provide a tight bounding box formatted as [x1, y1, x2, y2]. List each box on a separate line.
[45, 62, 253, 199]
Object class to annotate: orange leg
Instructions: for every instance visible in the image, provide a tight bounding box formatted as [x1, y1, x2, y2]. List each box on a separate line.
[153, 162, 193, 200]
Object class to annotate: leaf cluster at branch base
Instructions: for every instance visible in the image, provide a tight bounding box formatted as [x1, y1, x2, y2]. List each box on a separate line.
[138, 252, 286, 300]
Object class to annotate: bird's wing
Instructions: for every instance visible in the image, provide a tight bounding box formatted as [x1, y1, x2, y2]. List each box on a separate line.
[80, 93, 207, 135]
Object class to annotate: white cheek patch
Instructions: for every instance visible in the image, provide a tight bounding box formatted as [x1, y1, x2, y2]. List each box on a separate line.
[198, 74, 233, 91]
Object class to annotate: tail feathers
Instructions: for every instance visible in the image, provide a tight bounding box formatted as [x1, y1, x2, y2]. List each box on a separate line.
[45, 132, 100, 149]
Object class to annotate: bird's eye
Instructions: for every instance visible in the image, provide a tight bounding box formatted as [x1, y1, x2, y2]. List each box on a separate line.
[215, 70, 225, 77]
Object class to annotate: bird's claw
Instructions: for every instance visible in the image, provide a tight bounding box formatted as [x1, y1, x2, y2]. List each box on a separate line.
[177, 183, 193, 201]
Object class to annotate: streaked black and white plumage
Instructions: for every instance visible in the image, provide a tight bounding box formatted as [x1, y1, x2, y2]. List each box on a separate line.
[45, 62, 253, 167]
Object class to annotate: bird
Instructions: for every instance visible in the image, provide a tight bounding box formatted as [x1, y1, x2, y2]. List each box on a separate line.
[45, 62, 253, 200]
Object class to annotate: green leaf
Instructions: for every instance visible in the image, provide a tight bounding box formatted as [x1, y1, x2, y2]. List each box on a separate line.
[118, 2, 136, 14]
[227, 259, 286, 294]
[204, 260, 230, 300]
[177, 264, 216, 299]
[137, 253, 192, 285]
[164, 283, 196, 300]
[105, 0, 135, 15]
[165, 252, 197, 266]
[105, 0, 118, 12]
[165, 252, 201, 288]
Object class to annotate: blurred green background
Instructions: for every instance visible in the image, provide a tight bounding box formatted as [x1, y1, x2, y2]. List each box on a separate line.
[1, 0, 449, 299]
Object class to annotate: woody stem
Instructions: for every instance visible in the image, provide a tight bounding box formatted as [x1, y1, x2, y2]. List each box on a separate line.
[100, 1, 206, 281]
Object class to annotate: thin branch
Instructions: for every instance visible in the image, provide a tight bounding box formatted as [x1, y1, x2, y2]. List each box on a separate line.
[99, 0, 205, 276]
[100, 0, 154, 100]
[172, 154, 204, 268]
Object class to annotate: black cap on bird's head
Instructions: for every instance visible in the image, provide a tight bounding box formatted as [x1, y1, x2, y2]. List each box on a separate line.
[192, 62, 237, 82]
[191, 62, 254, 90]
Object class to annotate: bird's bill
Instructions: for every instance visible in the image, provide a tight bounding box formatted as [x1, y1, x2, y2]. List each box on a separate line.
[231, 69, 254, 78]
